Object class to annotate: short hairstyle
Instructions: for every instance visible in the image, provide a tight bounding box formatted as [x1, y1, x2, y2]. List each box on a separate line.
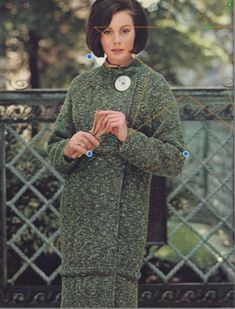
[86, 0, 149, 57]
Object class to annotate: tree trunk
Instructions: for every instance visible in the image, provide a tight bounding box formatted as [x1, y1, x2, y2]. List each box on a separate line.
[28, 30, 40, 88]
[28, 30, 40, 137]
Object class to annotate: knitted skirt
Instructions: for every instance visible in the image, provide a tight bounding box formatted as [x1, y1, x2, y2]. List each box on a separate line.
[60, 273, 138, 308]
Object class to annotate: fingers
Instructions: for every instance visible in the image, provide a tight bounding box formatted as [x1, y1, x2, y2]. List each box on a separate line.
[101, 114, 124, 133]
[91, 112, 100, 135]
[71, 150, 82, 159]
[102, 115, 120, 128]
[95, 111, 120, 130]
[72, 143, 93, 158]
[92, 111, 123, 136]
[96, 110, 120, 115]
[92, 114, 107, 136]
[70, 142, 88, 154]
[74, 132, 100, 156]
[65, 130, 100, 160]
[82, 132, 100, 147]
[71, 146, 87, 159]
[93, 115, 106, 136]
[94, 128, 107, 138]
[107, 121, 120, 132]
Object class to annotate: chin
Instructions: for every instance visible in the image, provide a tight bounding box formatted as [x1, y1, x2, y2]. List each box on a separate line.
[107, 52, 132, 61]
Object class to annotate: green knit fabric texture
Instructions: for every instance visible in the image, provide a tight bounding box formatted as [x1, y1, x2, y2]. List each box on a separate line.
[47, 57, 185, 307]
[61, 274, 138, 308]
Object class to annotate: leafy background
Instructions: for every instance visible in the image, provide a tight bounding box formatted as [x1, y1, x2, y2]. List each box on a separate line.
[0, 0, 233, 88]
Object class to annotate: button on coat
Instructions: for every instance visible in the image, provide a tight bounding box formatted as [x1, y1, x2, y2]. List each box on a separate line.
[115, 75, 131, 91]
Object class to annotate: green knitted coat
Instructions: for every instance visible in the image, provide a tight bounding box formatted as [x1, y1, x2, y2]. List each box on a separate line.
[47, 57, 185, 284]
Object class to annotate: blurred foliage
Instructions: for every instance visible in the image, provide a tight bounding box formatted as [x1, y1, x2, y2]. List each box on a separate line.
[0, 0, 232, 88]
[151, 222, 218, 271]
[5, 123, 63, 284]
[0, 0, 90, 87]
[144, 0, 232, 83]
[6, 123, 62, 256]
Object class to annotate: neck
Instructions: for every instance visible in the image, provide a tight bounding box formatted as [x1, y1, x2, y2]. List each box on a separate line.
[105, 56, 134, 69]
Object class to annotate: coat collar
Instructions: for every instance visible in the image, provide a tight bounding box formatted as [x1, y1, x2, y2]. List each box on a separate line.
[104, 56, 135, 69]
[101, 57, 144, 77]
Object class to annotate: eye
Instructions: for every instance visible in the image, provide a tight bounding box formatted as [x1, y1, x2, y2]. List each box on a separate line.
[123, 29, 130, 34]
[103, 30, 111, 35]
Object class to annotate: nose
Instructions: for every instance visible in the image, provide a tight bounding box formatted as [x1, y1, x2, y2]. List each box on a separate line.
[112, 32, 122, 44]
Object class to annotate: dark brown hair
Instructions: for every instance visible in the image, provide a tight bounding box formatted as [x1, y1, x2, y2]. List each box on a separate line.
[86, 0, 149, 57]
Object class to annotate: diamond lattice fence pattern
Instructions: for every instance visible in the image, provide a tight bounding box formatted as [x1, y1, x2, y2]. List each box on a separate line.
[0, 89, 234, 288]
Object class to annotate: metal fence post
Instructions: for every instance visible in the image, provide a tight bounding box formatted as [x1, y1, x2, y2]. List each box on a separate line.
[0, 121, 7, 288]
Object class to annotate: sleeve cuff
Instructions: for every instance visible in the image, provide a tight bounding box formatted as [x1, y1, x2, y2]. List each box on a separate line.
[119, 128, 144, 153]
[63, 154, 76, 163]
[54, 139, 81, 174]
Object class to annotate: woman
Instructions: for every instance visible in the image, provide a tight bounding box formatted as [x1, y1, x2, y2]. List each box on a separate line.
[47, 0, 185, 307]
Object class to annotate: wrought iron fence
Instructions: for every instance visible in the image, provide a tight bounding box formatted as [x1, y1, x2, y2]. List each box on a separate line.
[0, 87, 234, 308]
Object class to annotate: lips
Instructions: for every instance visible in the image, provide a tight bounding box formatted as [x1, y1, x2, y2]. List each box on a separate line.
[112, 49, 124, 51]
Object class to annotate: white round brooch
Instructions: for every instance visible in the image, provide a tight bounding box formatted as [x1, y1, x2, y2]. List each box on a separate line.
[115, 75, 131, 91]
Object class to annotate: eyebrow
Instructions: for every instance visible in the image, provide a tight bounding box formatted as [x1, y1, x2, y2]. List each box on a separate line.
[105, 24, 133, 29]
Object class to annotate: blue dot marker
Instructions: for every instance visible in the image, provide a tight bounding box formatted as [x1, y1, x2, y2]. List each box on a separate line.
[86, 53, 93, 60]
[183, 150, 190, 158]
[86, 151, 93, 158]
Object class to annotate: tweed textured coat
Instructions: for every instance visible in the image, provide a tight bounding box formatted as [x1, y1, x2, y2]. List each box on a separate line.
[47, 57, 185, 308]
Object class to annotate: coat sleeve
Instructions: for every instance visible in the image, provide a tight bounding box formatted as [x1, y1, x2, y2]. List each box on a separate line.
[46, 77, 83, 175]
[118, 73, 185, 177]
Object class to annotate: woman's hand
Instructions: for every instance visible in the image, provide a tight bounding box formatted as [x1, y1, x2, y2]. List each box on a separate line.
[96, 110, 128, 142]
[63, 131, 100, 159]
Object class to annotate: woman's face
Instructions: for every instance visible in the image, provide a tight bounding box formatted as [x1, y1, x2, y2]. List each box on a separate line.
[100, 11, 136, 65]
